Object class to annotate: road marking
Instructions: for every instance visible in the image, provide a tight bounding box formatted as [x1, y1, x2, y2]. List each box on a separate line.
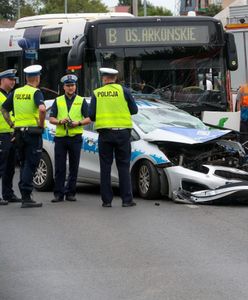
[185, 204, 199, 208]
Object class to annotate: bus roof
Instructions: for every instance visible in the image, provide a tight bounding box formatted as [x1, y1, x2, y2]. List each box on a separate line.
[87, 15, 221, 25]
[15, 13, 134, 29]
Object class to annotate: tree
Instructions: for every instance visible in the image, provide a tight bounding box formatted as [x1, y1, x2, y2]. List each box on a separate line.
[0, 0, 37, 19]
[0, 0, 13, 19]
[139, 2, 172, 16]
[204, 4, 222, 17]
[117, 0, 172, 16]
[40, 0, 108, 14]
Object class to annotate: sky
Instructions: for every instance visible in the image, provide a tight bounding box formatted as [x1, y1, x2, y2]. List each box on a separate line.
[102, 0, 176, 14]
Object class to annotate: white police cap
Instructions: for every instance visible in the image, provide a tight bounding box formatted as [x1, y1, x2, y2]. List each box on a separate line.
[99, 68, 118, 76]
[60, 74, 78, 85]
[0, 69, 17, 79]
[24, 65, 42, 77]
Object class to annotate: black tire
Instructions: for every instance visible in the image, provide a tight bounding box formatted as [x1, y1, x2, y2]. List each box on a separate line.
[33, 152, 54, 191]
[136, 160, 161, 199]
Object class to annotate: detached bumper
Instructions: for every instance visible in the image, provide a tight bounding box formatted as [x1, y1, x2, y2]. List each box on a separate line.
[173, 182, 248, 204]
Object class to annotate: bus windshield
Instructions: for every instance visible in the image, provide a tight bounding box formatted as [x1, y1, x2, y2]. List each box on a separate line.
[93, 45, 226, 113]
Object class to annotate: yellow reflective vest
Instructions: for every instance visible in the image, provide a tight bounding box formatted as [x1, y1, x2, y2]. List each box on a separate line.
[93, 84, 132, 130]
[0, 90, 14, 133]
[13, 85, 39, 127]
[56, 95, 84, 137]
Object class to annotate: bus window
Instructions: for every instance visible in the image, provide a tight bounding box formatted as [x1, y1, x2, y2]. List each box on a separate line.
[37, 49, 68, 99]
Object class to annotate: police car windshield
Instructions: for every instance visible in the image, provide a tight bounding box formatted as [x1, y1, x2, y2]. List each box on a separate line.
[133, 103, 207, 134]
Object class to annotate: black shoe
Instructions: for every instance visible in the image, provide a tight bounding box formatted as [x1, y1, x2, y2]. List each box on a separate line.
[4, 195, 21, 203]
[51, 197, 64, 203]
[102, 203, 112, 207]
[65, 195, 77, 202]
[0, 198, 8, 205]
[122, 201, 136, 207]
[21, 200, 42, 208]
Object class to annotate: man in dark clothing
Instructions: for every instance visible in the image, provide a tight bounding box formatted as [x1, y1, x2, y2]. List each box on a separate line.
[1, 65, 46, 208]
[89, 68, 138, 207]
[0, 69, 21, 205]
[49, 74, 91, 203]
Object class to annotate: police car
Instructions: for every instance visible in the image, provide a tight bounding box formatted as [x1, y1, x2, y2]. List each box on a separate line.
[33, 98, 248, 204]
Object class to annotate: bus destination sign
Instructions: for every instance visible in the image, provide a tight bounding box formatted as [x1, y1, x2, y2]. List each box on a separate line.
[105, 26, 209, 46]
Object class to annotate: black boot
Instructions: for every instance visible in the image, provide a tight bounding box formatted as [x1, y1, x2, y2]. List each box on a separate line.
[21, 194, 42, 208]
[4, 194, 21, 203]
[0, 198, 8, 205]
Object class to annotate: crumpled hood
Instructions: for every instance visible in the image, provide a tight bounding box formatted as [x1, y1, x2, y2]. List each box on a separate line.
[143, 127, 231, 144]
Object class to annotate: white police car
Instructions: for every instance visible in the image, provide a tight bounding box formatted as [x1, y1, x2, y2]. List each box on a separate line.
[33, 98, 248, 204]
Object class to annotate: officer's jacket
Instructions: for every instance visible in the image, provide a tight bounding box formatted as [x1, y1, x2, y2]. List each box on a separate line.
[56, 95, 84, 137]
[13, 85, 39, 127]
[238, 84, 248, 121]
[239, 84, 248, 107]
[93, 84, 132, 130]
[0, 90, 14, 133]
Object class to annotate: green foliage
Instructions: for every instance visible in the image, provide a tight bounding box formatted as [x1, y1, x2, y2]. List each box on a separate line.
[117, 0, 172, 16]
[118, 0, 130, 5]
[0, 0, 38, 19]
[40, 0, 108, 14]
[0, 0, 108, 20]
[204, 4, 222, 17]
[0, 0, 16, 19]
[139, 2, 172, 16]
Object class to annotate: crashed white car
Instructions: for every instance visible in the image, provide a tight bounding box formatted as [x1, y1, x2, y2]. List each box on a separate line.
[34, 99, 248, 204]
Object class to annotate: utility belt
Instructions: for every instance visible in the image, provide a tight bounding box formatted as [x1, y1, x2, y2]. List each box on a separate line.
[99, 128, 127, 131]
[15, 127, 44, 135]
[97, 128, 131, 134]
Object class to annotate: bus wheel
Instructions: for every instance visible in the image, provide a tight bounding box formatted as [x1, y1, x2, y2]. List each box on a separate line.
[137, 160, 160, 199]
[33, 152, 53, 191]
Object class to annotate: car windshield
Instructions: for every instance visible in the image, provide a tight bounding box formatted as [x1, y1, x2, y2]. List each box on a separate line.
[133, 103, 208, 133]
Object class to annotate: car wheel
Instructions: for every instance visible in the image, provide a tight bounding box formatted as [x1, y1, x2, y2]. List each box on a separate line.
[33, 152, 53, 191]
[137, 160, 160, 199]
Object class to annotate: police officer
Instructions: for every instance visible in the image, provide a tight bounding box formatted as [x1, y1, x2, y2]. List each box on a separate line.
[0, 69, 21, 205]
[89, 68, 138, 207]
[1, 65, 46, 208]
[49, 74, 90, 203]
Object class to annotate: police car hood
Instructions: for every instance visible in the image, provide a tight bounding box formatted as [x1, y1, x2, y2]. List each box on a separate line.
[143, 127, 231, 144]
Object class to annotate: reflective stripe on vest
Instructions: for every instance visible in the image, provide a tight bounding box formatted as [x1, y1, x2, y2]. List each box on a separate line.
[56, 95, 84, 137]
[94, 84, 132, 130]
[0, 90, 14, 133]
[240, 84, 248, 107]
[13, 85, 39, 127]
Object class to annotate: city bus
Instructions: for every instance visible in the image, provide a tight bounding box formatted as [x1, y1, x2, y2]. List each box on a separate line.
[0, 14, 238, 117]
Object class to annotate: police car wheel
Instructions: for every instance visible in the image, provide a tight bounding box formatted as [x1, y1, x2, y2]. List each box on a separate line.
[137, 160, 160, 199]
[33, 152, 53, 191]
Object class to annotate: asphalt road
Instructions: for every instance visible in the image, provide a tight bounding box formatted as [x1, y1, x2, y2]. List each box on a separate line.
[1, 176, 248, 300]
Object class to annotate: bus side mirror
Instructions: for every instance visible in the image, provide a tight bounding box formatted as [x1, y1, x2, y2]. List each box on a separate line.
[67, 35, 86, 70]
[225, 32, 238, 71]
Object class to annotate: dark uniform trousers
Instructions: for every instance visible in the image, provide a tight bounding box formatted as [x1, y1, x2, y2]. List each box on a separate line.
[16, 131, 42, 199]
[0, 133, 16, 199]
[240, 120, 248, 144]
[98, 129, 133, 204]
[54, 136, 82, 198]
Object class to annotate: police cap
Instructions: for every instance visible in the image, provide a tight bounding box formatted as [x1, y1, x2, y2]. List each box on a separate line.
[99, 68, 119, 76]
[24, 65, 42, 77]
[0, 69, 17, 79]
[60, 74, 78, 85]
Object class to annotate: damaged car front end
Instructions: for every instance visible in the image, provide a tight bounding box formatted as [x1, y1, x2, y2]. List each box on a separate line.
[133, 100, 248, 204]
